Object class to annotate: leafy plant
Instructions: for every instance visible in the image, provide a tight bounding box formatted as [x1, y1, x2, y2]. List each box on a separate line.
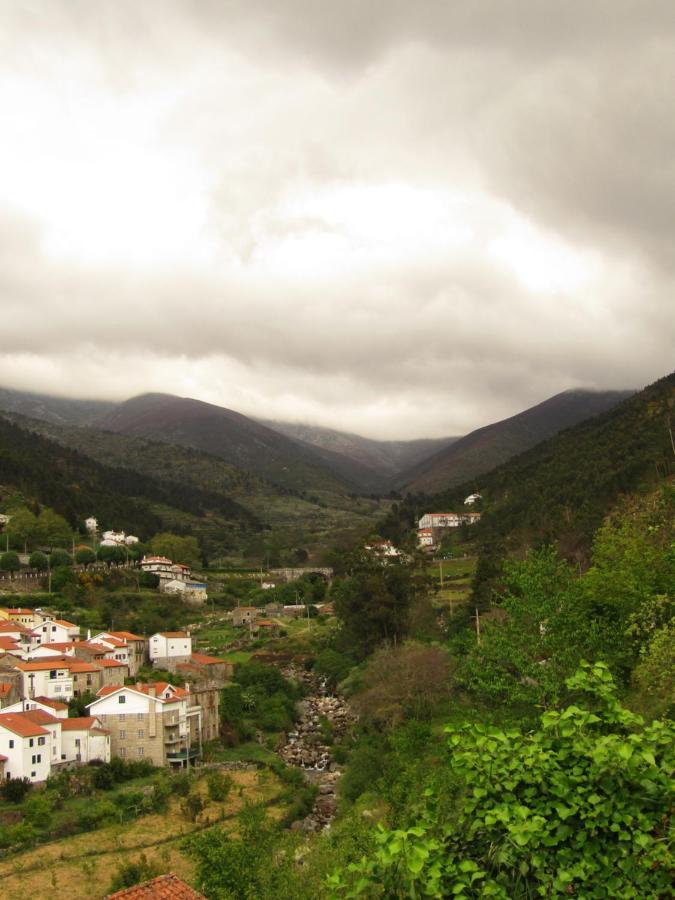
[330, 662, 675, 898]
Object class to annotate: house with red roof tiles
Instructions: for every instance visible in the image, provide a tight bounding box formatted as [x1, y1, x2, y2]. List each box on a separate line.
[105, 872, 205, 899]
[15, 658, 74, 701]
[32, 617, 80, 644]
[87, 681, 202, 768]
[0, 711, 52, 781]
[149, 632, 192, 670]
[93, 631, 147, 676]
[60, 716, 110, 764]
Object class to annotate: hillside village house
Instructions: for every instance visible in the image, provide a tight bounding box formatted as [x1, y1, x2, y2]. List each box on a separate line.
[87, 682, 203, 768]
[464, 493, 482, 505]
[0, 708, 110, 781]
[32, 617, 80, 644]
[364, 540, 401, 558]
[92, 631, 147, 676]
[231, 606, 257, 627]
[417, 510, 481, 547]
[149, 632, 192, 669]
[15, 659, 74, 701]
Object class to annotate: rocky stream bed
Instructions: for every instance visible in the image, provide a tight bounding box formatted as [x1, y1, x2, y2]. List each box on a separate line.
[279, 667, 357, 832]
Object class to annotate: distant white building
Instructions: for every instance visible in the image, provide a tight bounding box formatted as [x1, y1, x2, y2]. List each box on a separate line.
[464, 493, 482, 505]
[417, 528, 435, 548]
[85, 517, 98, 533]
[418, 511, 481, 529]
[364, 540, 401, 558]
[149, 632, 192, 668]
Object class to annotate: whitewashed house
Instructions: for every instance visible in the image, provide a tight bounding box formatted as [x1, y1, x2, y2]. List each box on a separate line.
[464, 493, 482, 505]
[15, 659, 74, 701]
[32, 618, 80, 645]
[3, 696, 69, 719]
[61, 717, 110, 764]
[417, 528, 435, 548]
[85, 517, 98, 533]
[0, 712, 52, 782]
[149, 632, 192, 668]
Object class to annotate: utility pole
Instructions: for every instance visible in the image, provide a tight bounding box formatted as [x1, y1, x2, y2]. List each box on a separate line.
[475, 608, 481, 646]
[439, 561, 444, 588]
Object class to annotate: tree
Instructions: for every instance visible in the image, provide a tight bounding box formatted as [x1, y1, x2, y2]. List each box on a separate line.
[97, 545, 126, 567]
[35, 508, 71, 549]
[460, 546, 592, 710]
[149, 532, 201, 567]
[5, 506, 38, 552]
[332, 561, 432, 659]
[48, 549, 72, 568]
[75, 547, 96, 567]
[1, 777, 31, 803]
[0, 551, 21, 573]
[28, 551, 49, 571]
[351, 642, 454, 728]
[331, 663, 675, 898]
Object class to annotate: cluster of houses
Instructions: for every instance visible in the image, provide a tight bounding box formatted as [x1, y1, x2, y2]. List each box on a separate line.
[140, 556, 208, 605]
[417, 495, 482, 548]
[0, 606, 229, 782]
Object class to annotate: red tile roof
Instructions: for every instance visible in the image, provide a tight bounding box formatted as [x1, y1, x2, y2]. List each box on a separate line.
[0, 712, 49, 737]
[190, 653, 224, 665]
[0, 621, 31, 634]
[22, 709, 60, 726]
[16, 659, 72, 671]
[0, 683, 13, 698]
[158, 632, 188, 638]
[0, 636, 20, 651]
[61, 716, 104, 731]
[105, 872, 205, 899]
[53, 619, 77, 629]
[33, 696, 68, 711]
[107, 631, 144, 642]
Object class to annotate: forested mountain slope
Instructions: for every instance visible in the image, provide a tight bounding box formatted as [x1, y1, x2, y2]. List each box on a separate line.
[261, 419, 457, 478]
[98, 393, 371, 493]
[0, 415, 260, 541]
[396, 388, 634, 493]
[385, 372, 674, 557]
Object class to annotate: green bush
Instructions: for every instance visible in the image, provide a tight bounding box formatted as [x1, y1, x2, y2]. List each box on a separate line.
[330, 663, 675, 898]
[1, 776, 31, 803]
[207, 770, 233, 802]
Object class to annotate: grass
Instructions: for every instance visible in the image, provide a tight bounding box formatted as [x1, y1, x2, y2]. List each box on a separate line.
[0, 769, 282, 899]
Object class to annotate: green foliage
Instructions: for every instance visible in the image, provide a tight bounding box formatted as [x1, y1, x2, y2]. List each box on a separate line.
[330, 663, 675, 898]
[0, 550, 21, 572]
[5, 505, 38, 550]
[186, 803, 296, 899]
[313, 648, 356, 689]
[49, 548, 72, 567]
[1, 776, 32, 803]
[460, 546, 590, 710]
[69, 690, 97, 718]
[138, 570, 160, 588]
[29, 550, 49, 570]
[149, 532, 202, 567]
[108, 853, 160, 894]
[181, 790, 205, 823]
[332, 559, 432, 659]
[207, 770, 234, 802]
[74, 547, 96, 566]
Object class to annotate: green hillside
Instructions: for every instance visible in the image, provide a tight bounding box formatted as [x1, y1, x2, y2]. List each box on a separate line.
[384, 372, 674, 557]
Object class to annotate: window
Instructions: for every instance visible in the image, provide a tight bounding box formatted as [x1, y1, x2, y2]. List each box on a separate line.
[137, 713, 143, 721]
[49, 669, 56, 679]
[138, 729, 144, 739]
[118, 695, 126, 704]
[118, 713, 126, 722]
[31, 771, 36, 778]
[38, 737, 46, 746]
[29, 738, 34, 747]
[36, 754, 41, 763]
[55, 686, 62, 693]
[137, 747, 144, 757]
[120, 747, 127, 757]
[119, 730, 126, 739]
[8, 740, 13, 749]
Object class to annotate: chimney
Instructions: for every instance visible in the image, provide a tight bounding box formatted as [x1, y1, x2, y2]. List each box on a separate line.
[184, 682, 190, 694]
[148, 684, 156, 697]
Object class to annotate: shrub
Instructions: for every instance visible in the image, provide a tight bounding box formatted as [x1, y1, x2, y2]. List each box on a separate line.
[2, 776, 31, 803]
[207, 770, 233, 803]
[108, 854, 160, 894]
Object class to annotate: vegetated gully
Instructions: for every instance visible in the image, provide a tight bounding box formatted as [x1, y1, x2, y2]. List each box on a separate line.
[279, 666, 357, 832]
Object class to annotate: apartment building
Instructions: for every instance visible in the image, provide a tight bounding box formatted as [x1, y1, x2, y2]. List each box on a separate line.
[88, 682, 202, 768]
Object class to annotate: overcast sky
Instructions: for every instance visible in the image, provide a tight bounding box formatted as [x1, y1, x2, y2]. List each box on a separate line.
[1, 2, 673, 439]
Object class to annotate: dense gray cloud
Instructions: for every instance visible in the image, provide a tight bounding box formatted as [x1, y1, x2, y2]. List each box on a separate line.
[0, 1, 673, 438]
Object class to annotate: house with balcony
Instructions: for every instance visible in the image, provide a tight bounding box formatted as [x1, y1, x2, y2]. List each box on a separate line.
[87, 682, 202, 768]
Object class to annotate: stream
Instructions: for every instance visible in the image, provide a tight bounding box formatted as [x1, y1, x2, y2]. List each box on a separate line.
[278, 666, 357, 831]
